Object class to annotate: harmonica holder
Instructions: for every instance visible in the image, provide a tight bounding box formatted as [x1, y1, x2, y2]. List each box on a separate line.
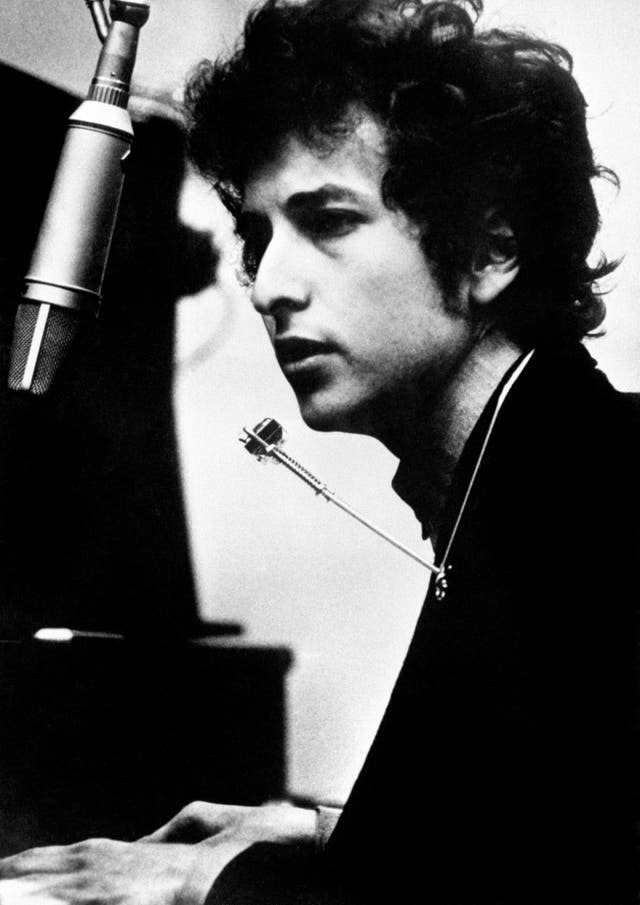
[240, 418, 446, 593]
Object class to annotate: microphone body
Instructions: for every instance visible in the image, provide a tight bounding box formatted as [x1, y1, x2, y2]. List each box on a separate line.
[9, 2, 150, 395]
[22, 101, 132, 319]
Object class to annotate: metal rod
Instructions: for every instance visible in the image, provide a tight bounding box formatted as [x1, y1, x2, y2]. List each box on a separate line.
[85, 0, 110, 43]
[242, 427, 438, 574]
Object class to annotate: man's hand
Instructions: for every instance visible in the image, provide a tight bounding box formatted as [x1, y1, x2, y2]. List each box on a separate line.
[0, 803, 316, 905]
[0, 836, 248, 905]
[140, 800, 316, 846]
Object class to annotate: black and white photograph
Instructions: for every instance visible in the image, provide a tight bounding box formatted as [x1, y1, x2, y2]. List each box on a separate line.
[0, 0, 638, 902]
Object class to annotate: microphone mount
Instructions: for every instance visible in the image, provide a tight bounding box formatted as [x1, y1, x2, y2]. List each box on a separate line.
[85, 1, 150, 44]
[85, 2, 151, 108]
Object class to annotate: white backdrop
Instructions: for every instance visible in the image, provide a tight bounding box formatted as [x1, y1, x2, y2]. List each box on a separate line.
[1, 0, 639, 803]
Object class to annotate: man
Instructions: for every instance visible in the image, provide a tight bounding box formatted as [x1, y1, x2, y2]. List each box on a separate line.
[0, 0, 638, 902]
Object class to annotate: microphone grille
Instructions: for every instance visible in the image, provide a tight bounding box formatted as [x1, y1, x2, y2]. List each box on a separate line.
[9, 303, 82, 396]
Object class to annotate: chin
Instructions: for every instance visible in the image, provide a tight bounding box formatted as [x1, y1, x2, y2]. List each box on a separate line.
[297, 400, 340, 433]
[297, 392, 372, 436]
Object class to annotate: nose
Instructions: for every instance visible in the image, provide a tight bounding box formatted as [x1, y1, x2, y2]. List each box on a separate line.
[250, 229, 310, 318]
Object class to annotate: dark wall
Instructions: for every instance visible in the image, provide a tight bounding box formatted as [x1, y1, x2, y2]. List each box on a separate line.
[0, 63, 218, 637]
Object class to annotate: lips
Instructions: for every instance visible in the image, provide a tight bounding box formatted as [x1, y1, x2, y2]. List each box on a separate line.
[274, 337, 335, 370]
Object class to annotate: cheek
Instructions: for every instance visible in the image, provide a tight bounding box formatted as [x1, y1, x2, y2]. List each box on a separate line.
[353, 232, 439, 313]
[323, 228, 451, 366]
[348, 266, 439, 352]
[345, 283, 468, 387]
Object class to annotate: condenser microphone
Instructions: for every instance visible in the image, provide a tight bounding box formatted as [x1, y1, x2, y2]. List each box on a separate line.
[8, 1, 150, 395]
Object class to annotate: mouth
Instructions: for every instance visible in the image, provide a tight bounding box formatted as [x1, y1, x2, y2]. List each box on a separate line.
[274, 337, 336, 372]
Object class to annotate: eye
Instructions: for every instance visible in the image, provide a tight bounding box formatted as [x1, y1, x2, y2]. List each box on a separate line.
[298, 208, 364, 240]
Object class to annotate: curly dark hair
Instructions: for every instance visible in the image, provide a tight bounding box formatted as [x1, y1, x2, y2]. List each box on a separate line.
[184, 0, 617, 345]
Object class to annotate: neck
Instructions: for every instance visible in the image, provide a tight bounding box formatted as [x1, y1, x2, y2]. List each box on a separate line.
[392, 329, 523, 540]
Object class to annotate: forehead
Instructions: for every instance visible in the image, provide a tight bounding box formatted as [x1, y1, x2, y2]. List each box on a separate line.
[243, 115, 388, 211]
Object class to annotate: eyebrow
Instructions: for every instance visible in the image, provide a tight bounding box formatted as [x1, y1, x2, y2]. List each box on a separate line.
[286, 184, 367, 209]
[242, 183, 369, 218]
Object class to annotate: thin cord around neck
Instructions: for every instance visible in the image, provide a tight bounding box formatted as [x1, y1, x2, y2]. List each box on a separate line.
[434, 348, 535, 595]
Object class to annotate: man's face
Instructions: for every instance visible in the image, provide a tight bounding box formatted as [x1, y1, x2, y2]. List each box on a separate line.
[242, 113, 476, 440]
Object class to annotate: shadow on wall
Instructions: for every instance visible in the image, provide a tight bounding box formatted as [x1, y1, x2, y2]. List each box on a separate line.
[0, 63, 219, 638]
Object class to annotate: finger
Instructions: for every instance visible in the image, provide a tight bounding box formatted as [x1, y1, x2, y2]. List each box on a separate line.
[138, 803, 230, 843]
[137, 822, 174, 843]
[137, 816, 182, 843]
[0, 846, 81, 879]
[140, 820, 217, 843]
[0, 878, 66, 905]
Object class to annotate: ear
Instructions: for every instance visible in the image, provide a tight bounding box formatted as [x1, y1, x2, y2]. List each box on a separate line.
[468, 210, 520, 305]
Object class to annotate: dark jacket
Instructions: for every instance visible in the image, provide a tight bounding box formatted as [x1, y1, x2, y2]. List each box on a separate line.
[209, 342, 640, 904]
